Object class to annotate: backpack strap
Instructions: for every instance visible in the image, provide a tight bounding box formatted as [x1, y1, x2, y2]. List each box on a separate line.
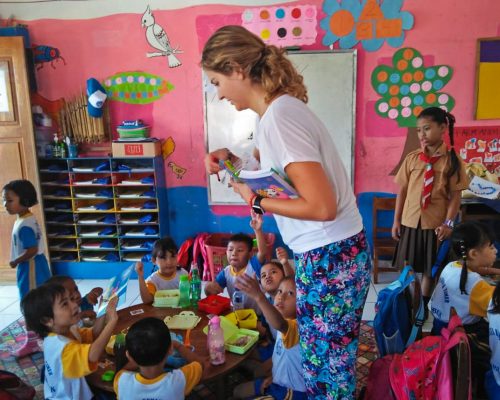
[401, 265, 425, 348]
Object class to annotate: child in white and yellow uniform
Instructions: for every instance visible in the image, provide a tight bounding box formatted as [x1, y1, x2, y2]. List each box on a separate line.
[114, 317, 206, 400]
[21, 283, 118, 400]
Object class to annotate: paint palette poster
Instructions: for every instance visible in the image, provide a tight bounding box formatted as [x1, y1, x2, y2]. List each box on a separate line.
[454, 126, 500, 178]
[242, 5, 317, 47]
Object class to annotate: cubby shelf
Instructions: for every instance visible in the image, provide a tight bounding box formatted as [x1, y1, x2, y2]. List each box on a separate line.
[38, 156, 168, 278]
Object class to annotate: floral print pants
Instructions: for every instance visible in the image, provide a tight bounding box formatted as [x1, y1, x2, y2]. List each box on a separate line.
[295, 230, 372, 399]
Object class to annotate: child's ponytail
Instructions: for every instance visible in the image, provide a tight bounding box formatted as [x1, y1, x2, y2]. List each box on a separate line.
[445, 112, 460, 183]
[452, 221, 496, 295]
[458, 240, 468, 295]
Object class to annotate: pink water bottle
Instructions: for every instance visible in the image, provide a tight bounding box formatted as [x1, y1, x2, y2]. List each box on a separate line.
[207, 316, 225, 365]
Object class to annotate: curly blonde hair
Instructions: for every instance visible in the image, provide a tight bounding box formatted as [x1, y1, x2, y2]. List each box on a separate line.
[201, 25, 308, 104]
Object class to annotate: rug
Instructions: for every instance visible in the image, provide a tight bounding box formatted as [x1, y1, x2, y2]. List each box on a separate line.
[0, 318, 378, 399]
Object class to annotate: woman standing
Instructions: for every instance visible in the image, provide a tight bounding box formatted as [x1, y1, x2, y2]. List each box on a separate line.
[202, 25, 372, 399]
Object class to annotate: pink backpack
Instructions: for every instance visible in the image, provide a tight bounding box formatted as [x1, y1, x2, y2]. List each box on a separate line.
[389, 314, 471, 400]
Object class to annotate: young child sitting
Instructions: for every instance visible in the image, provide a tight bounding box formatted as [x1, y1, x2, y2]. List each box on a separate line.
[233, 275, 307, 399]
[46, 275, 103, 322]
[430, 221, 497, 333]
[21, 283, 118, 400]
[204, 233, 263, 311]
[430, 221, 497, 389]
[135, 237, 188, 304]
[114, 317, 205, 399]
[487, 281, 500, 400]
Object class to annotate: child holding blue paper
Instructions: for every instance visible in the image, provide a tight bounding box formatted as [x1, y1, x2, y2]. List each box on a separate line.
[135, 237, 188, 304]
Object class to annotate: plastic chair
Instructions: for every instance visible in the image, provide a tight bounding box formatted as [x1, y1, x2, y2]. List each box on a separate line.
[372, 196, 398, 283]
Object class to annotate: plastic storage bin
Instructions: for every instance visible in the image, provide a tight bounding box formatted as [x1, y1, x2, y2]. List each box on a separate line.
[198, 294, 231, 315]
[204, 233, 275, 280]
[153, 289, 180, 307]
[224, 309, 258, 330]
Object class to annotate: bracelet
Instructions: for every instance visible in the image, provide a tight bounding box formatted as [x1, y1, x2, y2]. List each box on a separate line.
[248, 194, 257, 207]
[442, 219, 455, 229]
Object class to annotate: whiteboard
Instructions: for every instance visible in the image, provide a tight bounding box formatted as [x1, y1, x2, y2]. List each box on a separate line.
[204, 50, 357, 205]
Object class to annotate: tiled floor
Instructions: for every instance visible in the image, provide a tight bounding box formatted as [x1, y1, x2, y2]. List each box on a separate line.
[0, 269, 433, 332]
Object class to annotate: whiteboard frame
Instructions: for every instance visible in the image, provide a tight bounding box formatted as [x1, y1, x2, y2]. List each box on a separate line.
[204, 49, 357, 205]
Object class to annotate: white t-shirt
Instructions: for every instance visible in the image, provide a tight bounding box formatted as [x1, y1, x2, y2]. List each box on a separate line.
[430, 261, 494, 324]
[255, 95, 363, 253]
[43, 329, 96, 400]
[11, 212, 45, 259]
[488, 300, 500, 385]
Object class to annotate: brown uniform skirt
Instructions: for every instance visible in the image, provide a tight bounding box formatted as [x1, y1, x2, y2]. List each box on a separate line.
[392, 222, 438, 276]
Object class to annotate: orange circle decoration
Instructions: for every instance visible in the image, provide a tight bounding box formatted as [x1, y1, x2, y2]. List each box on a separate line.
[329, 10, 355, 37]
[397, 60, 408, 71]
[403, 49, 414, 60]
[260, 10, 270, 19]
[413, 106, 423, 116]
[389, 97, 399, 107]
[413, 71, 424, 81]
[261, 29, 271, 40]
[425, 93, 436, 104]
[389, 85, 399, 95]
[402, 72, 412, 83]
[377, 71, 388, 82]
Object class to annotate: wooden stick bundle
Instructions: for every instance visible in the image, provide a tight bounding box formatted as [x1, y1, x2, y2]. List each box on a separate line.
[57, 91, 108, 143]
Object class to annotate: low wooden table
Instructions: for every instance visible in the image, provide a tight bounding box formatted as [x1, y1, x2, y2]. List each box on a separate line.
[87, 303, 256, 399]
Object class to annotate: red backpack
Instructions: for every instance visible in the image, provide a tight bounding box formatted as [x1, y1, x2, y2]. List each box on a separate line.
[389, 314, 471, 400]
[0, 370, 35, 400]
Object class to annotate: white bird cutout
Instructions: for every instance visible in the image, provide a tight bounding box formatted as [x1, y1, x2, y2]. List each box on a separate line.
[141, 6, 183, 68]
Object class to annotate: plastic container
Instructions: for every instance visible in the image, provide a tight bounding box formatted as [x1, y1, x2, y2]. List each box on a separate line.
[224, 309, 258, 330]
[190, 264, 202, 309]
[207, 316, 226, 365]
[203, 315, 259, 355]
[114, 333, 127, 372]
[204, 233, 275, 279]
[198, 295, 231, 315]
[232, 290, 245, 311]
[153, 289, 180, 307]
[178, 275, 190, 308]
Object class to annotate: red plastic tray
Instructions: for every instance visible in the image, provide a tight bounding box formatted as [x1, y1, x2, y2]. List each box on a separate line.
[198, 295, 231, 315]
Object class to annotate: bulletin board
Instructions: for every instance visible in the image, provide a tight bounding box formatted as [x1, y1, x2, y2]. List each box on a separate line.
[204, 50, 357, 205]
[475, 37, 500, 119]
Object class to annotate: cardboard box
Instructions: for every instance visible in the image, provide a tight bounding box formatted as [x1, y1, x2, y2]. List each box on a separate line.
[112, 140, 161, 158]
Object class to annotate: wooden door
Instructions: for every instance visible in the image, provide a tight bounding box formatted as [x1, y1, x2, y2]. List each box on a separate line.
[0, 36, 47, 281]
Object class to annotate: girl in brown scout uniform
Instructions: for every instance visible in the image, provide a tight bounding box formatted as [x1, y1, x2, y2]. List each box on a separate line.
[392, 106, 470, 318]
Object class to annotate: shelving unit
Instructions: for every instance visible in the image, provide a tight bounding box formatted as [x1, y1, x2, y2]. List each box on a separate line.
[38, 156, 168, 278]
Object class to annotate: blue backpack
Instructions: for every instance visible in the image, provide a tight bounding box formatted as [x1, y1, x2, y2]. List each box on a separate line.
[373, 265, 425, 357]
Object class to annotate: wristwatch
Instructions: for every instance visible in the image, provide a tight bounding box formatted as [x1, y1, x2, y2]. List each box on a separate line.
[443, 219, 455, 229]
[252, 195, 265, 215]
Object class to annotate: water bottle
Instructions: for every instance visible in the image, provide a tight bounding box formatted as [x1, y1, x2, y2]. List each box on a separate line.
[207, 316, 225, 365]
[232, 290, 244, 311]
[190, 263, 202, 309]
[179, 275, 191, 308]
[113, 333, 127, 372]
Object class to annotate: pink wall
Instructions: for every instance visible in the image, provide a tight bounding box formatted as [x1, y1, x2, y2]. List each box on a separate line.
[9, 0, 500, 197]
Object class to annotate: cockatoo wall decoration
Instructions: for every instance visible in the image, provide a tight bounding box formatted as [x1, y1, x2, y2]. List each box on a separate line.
[141, 6, 183, 68]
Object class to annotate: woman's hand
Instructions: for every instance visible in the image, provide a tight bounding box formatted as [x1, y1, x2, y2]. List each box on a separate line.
[391, 221, 401, 241]
[230, 180, 254, 204]
[204, 148, 231, 174]
[86, 287, 103, 305]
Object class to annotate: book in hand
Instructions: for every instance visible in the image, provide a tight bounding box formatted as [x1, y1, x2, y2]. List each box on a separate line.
[96, 264, 134, 318]
[219, 160, 298, 199]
